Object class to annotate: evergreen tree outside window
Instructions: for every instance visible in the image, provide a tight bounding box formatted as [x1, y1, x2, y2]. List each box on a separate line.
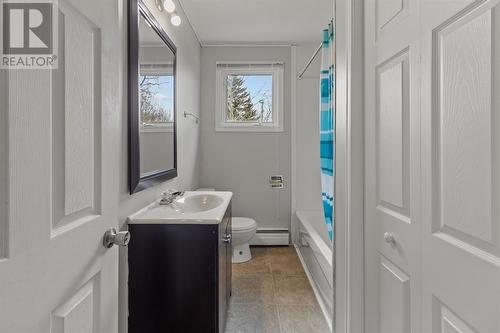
[216, 63, 284, 132]
[226, 75, 273, 123]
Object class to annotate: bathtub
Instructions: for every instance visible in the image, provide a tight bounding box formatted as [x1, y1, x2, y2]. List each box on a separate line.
[295, 210, 333, 327]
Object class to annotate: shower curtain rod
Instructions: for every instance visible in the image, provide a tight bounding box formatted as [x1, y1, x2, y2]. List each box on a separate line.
[297, 42, 323, 80]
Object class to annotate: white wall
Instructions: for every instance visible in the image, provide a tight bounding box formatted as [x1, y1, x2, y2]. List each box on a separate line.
[199, 46, 291, 231]
[293, 44, 330, 245]
[118, 1, 202, 331]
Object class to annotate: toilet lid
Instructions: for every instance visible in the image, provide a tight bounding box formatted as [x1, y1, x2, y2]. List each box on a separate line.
[232, 217, 257, 231]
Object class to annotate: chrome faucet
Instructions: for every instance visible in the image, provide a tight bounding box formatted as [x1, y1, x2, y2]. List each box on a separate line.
[159, 190, 184, 205]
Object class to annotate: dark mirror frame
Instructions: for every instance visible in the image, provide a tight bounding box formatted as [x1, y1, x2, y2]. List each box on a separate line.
[129, 0, 178, 194]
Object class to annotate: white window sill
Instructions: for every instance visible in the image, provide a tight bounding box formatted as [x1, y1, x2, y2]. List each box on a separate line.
[140, 123, 174, 133]
[215, 123, 284, 133]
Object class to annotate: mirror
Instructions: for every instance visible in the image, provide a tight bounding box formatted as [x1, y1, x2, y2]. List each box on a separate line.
[129, 0, 177, 194]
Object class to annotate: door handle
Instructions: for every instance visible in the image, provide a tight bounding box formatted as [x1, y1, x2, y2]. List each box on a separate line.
[103, 228, 130, 248]
[384, 232, 396, 247]
[223, 234, 232, 244]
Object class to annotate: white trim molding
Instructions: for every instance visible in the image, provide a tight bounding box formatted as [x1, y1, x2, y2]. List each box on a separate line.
[202, 43, 293, 48]
[140, 123, 174, 133]
[249, 228, 289, 246]
[294, 245, 333, 331]
[0, 69, 8, 259]
[335, 0, 365, 332]
[290, 45, 298, 244]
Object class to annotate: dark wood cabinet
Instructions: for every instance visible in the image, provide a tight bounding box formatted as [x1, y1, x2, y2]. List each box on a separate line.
[128, 203, 232, 333]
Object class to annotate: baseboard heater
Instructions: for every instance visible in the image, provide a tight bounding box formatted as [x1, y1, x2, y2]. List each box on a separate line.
[250, 228, 290, 246]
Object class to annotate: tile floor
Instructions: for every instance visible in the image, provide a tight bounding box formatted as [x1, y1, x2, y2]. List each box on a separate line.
[226, 246, 330, 333]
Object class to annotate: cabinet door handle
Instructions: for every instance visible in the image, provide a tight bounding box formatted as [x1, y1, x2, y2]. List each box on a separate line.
[223, 234, 232, 244]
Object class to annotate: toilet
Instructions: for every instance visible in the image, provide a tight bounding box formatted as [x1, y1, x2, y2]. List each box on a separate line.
[197, 188, 257, 263]
[231, 217, 258, 263]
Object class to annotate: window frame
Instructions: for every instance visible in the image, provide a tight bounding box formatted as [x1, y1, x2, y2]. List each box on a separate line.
[215, 62, 284, 132]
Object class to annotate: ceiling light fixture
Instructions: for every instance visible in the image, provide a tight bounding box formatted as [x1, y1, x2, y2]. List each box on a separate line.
[163, 0, 175, 13]
[170, 13, 181, 26]
[155, 0, 181, 26]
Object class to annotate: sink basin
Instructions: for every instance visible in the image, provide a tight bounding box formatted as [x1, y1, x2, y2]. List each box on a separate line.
[127, 191, 233, 225]
[170, 194, 224, 213]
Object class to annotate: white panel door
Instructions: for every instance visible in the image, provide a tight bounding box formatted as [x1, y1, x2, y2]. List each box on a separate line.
[365, 0, 422, 332]
[0, 0, 122, 331]
[421, 0, 500, 332]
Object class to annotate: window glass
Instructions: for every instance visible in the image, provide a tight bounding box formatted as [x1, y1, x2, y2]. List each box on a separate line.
[139, 65, 174, 126]
[225, 74, 273, 123]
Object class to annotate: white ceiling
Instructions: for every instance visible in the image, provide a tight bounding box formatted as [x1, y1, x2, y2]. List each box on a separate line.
[178, 0, 333, 45]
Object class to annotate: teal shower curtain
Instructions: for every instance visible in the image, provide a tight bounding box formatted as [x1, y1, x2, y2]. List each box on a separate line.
[320, 22, 335, 241]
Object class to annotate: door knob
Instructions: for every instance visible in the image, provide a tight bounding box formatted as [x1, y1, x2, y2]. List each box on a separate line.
[384, 232, 396, 247]
[103, 228, 130, 248]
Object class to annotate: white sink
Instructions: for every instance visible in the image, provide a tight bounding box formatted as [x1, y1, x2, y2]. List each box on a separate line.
[127, 191, 232, 225]
[170, 194, 225, 213]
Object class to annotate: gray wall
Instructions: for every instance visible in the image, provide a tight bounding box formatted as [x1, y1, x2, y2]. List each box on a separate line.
[139, 130, 175, 174]
[139, 46, 175, 63]
[295, 44, 323, 211]
[199, 47, 291, 230]
[118, 0, 202, 331]
[294, 44, 330, 245]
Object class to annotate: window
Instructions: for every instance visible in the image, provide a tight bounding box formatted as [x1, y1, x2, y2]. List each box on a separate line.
[140, 63, 174, 132]
[216, 62, 284, 132]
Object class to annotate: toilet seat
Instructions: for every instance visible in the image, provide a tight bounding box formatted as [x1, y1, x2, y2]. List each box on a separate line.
[232, 217, 257, 231]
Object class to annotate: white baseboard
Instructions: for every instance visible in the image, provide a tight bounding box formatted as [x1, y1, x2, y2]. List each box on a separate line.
[250, 228, 289, 246]
[294, 244, 333, 331]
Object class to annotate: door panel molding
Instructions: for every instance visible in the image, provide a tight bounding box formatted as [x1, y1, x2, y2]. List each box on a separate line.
[422, 0, 500, 332]
[375, 48, 411, 219]
[51, 273, 100, 333]
[379, 255, 411, 333]
[50, 0, 102, 235]
[432, 2, 497, 251]
[432, 297, 477, 333]
[375, 0, 410, 38]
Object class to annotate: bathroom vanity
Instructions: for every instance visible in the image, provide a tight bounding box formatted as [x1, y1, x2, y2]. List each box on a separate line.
[127, 191, 233, 333]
